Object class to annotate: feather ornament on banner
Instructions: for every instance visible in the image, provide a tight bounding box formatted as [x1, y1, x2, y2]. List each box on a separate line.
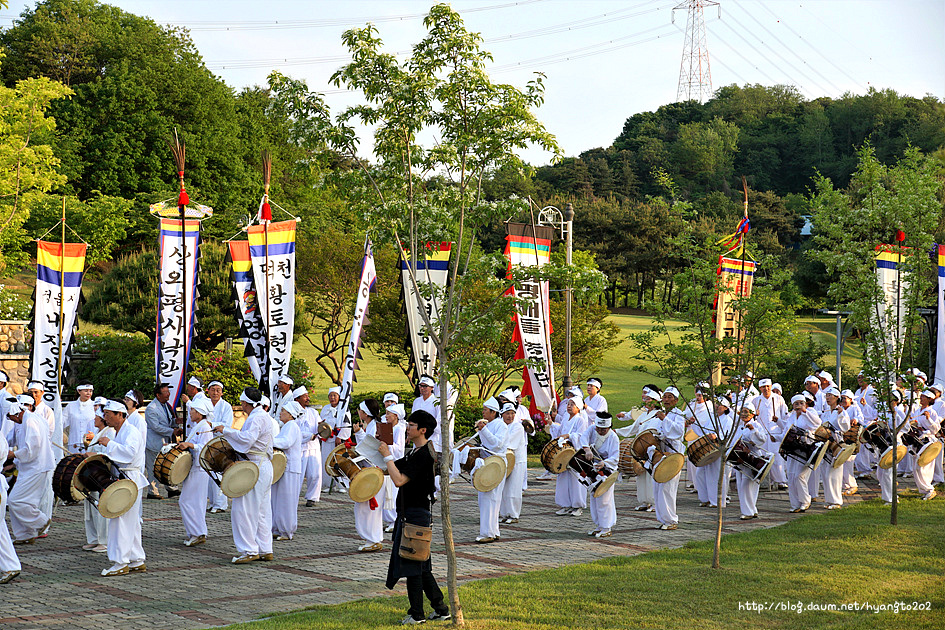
[170, 129, 189, 207]
[714, 176, 753, 257]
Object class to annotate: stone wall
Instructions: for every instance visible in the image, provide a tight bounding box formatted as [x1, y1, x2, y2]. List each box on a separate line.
[0, 320, 30, 394]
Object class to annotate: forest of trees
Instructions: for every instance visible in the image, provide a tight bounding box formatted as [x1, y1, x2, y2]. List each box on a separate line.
[2, 0, 944, 327]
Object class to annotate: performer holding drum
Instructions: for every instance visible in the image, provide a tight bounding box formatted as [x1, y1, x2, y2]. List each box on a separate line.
[651, 387, 686, 530]
[500, 398, 527, 525]
[870, 390, 907, 504]
[82, 408, 113, 553]
[319, 386, 350, 495]
[175, 397, 215, 547]
[729, 402, 769, 520]
[271, 400, 304, 541]
[0, 426, 20, 584]
[471, 399, 508, 543]
[548, 395, 588, 516]
[293, 387, 323, 507]
[350, 398, 389, 552]
[206, 381, 233, 513]
[819, 387, 850, 510]
[381, 403, 407, 532]
[684, 384, 728, 508]
[617, 385, 663, 512]
[63, 383, 95, 453]
[783, 394, 822, 512]
[906, 390, 941, 501]
[582, 412, 619, 538]
[6, 402, 53, 545]
[214, 387, 274, 564]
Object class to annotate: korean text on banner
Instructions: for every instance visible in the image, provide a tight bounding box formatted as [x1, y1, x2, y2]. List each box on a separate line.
[248, 220, 297, 400]
[505, 223, 556, 412]
[399, 242, 451, 378]
[156, 218, 200, 407]
[338, 238, 377, 421]
[714, 256, 757, 340]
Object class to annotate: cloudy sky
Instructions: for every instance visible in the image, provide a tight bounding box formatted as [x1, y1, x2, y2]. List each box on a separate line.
[3, 0, 943, 165]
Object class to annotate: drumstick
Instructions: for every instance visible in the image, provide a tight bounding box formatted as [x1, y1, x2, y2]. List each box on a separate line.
[50, 441, 75, 455]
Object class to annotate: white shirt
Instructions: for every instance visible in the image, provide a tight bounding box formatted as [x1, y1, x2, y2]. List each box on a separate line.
[272, 419, 302, 474]
[583, 393, 608, 422]
[504, 419, 527, 460]
[223, 406, 274, 459]
[209, 398, 234, 429]
[63, 399, 96, 449]
[477, 417, 508, 457]
[411, 394, 442, 452]
[551, 410, 589, 449]
[12, 412, 55, 475]
[104, 418, 146, 487]
[581, 426, 619, 471]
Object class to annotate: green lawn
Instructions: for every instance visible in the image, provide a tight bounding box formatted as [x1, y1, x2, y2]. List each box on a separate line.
[225, 498, 944, 629]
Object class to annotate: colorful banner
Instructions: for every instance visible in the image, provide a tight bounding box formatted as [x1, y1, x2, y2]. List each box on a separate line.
[228, 241, 267, 383]
[30, 241, 87, 429]
[936, 245, 945, 385]
[399, 242, 451, 379]
[248, 220, 297, 400]
[156, 218, 200, 407]
[713, 256, 757, 340]
[338, 237, 377, 421]
[875, 245, 910, 370]
[505, 223, 556, 413]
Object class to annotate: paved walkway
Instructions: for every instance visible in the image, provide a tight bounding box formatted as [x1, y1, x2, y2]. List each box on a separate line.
[2, 467, 883, 629]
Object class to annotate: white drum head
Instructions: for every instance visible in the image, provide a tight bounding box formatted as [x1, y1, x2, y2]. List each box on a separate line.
[98, 479, 139, 518]
[831, 443, 857, 469]
[167, 450, 193, 485]
[879, 444, 907, 470]
[592, 471, 618, 498]
[272, 449, 287, 484]
[505, 450, 516, 478]
[753, 453, 775, 483]
[221, 460, 259, 498]
[349, 467, 385, 503]
[652, 453, 685, 483]
[808, 441, 829, 471]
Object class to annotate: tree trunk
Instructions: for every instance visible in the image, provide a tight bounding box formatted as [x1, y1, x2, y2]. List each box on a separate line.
[712, 454, 725, 569]
[437, 358, 464, 625]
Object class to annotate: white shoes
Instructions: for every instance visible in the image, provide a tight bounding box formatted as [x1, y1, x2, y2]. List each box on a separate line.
[101, 563, 129, 577]
[923, 490, 937, 501]
[570, 508, 583, 516]
[595, 529, 612, 538]
[555, 507, 572, 515]
[826, 504, 841, 510]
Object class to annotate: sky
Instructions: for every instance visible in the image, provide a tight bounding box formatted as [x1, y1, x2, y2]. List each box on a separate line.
[2, 0, 943, 166]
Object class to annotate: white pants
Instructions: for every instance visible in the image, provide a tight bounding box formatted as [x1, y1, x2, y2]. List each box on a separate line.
[271, 471, 302, 538]
[107, 494, 145, 565]
[686, 460, 696, 488]
[554, 470, 587, 509]
[320, 439, 338, 491]
[822, 461, 844, 507]
[654, 473, 680, 526]
[735, 470, 760, 517]
[353, 481, 385, 544]
[786, 459, 812, 510]
[933, 445, 944, 483]
[84, 491, 108, 545]
[913, 459, 935, 494]
[807, 462, 822, 498]
[180, 464, 209, 538]
[900, 451, 914, 473]
[231, 458, 274, 555]
[500, 461, 526, 519]
[695, 459, 729, 506]
[854, 445, 874, 473]
[208, 476, 228, 510]
[877, 464, 895, 502]
[768, 452, 788, 484]
[636, 472, 654, 506]
[589, 485, 616, 530]
[478, 478, 505, 538]
[301, 446, 323, 501]
[9, 470, 52, 540]
[0, 479, 21, 572]
[383, 477, 398, 525]
[842, 459, 856, 491]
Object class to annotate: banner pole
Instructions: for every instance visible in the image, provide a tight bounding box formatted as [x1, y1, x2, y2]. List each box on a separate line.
[57, 197, 65, 402]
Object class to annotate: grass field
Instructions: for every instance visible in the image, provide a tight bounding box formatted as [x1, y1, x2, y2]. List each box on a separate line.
[224, 498, 944, 630]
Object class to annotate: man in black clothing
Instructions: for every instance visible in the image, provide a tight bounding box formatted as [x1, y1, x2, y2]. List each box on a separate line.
[378, 410, 451, 625]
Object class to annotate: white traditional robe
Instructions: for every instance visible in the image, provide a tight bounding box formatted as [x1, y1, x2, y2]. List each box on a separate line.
[180, 418, 212, 539]
[839, 402, 864, 492]
[500, 419, 527, 520]
[582, 425, 619, 531]
[732, 420, 769, 517]
[819, 406, 850, 507]
[271, 419, 302, 538]
[475, 417, 508, 538]
[652, 408, 685, 526]
[103, 419, 147, 566]
[874, 406, 907, 502]
[207, 398, 234, 510]
[0, 432, 20, 572]
[618, 409, 660, 507]
[63, 399, 96, 452]
[550, 411, 589, 509]
[84, 426, 115, 546]
[299, 407, 323, 501]
[319, 403, 350, 490]
[411, 394, 442, 452]
[8, 412, 54, 540]
[752, 392, 788, 484]
[687, 403, 732, 507]
[223, 406, 274, 556]
[909, 405, 941, 494]
[382, 421, 406, 525]
[583, 393, 608, 423]
[783, 408, 821, 510]
[351, 419, 386, 545]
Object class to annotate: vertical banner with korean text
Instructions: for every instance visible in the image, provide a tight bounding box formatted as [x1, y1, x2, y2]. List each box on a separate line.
[248, 220, 297, 399]
[156, 219, 200, 407]
[338, 237, 377, 421]
[505, 223, 556, 412]
[31, 240, 87, 448]
[228, 241, 267, 383]
[935, 245, 945, 384]
[875, 245, 910, 370]
[713, 256, 757, 340]
[399, 242, 451, 379]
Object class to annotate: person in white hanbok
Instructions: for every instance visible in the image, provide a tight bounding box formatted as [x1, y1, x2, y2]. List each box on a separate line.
[381, 404, 407, 531]
[853, 372, 878, 478]
[350, 399, 388, 552]
[271, 400, 304, 541]
[319, 386, 350, 494]
[548, 396, 589, 516]
[873, 391, 907, 504]
[412, 375, 442, 453]
[583, 412, 619, 537]
[819, 386, 850, 510]
[471, 399, 508, 543]
[123, 390, 150, 519]
[176, 397, 215, 547]
[783, 395, 821, 512]
[684, 386, 720, 507]
[25, 382, 56, 526]
[651, 387, 686, 530]
[616, 385, 663, 512]
[838, 390, 864, 495]
[63, 383, 96, 453]
[0, 428, 21, 583]
[731, 402, 768, 520]
[292, 387, 322, 507]
[7, 403, 54, 544]
[500, 400, 527, 524]
[540, 387, 583, 481]
[270, 375, 294, 420]
[583, 378, 608, 424]
[927, 383, 945, 485]
[206, 381, 233, 512]
[82, 409, 114, 553]
[216, 388, 274, 563]
[97, 400, 148, 576]
[751, 378, 788, 489]
[909, 390, 941, 500]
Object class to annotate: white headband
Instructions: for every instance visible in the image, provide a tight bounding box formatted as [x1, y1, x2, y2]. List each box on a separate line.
[387, 403, 406, 420]
[823, 386, 841, 397]
[328, 386, 342, 395]
[282, 400, 304, 419]
[27, 380, 44, 391]
[758, 378, 772, 387]
[595, 413, 612, 428]
[483, 397, 500, 412]
[76, 383, 93, 391]
[6, 403, 22, 416]
[383, 392, 399, 403]
[358, 400, 374, 418]
[293, 386, 308, 399]
[187, 376, 203, 389]
[240, 391, 260, 406]
[419, 376, 436, 387]
[790, 394, 807, 405]
[587, 378, 602, 389]
[664, 386, 680, 399]
[104, 400, 127, 414]
[642, 387, 661, 400]
[500, 402, 517, 414]
[278, 375, 294, 385]
[208, 381, 224, 389]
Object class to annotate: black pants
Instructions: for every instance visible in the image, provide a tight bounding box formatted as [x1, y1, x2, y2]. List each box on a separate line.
[406, 571, 447, 620]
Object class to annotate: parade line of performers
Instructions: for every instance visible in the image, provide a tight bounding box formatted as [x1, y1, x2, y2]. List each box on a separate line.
[1, 368, 943, 585]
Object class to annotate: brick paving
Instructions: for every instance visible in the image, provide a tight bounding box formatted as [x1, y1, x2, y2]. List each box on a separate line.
[1, 468, 883, 629]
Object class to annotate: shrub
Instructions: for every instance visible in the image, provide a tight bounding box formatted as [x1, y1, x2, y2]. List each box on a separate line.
[70, 332, 154, 399]
[0, 285, 31, 320]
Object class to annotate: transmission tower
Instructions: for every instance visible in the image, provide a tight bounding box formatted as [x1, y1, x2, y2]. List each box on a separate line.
[673, 0, 721, 103]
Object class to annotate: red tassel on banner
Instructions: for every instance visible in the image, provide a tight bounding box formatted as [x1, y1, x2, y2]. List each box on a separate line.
[896, 229, 906, 242]
[177, 171, 189, 207]
[261, 199, 272, 221]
